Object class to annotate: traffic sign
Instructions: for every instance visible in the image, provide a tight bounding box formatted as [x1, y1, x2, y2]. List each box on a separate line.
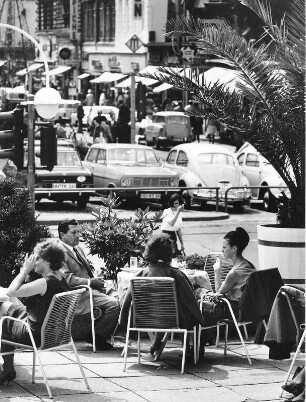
[125, 34, 143, 53]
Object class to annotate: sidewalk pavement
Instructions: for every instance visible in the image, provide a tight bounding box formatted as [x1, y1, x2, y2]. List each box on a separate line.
[3, 335, 300, 402]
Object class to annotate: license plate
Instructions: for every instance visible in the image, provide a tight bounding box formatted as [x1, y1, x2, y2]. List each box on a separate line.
[52, 183, 76, 189]
[140, 193, 161, 200]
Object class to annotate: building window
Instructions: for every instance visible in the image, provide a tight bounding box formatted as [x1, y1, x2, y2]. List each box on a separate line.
[83, 0, 96, 41]
[97, 0, 115, 42]
[37, 0, 54, 30]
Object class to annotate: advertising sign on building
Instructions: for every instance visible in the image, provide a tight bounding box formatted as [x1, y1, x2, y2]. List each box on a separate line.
[70, 0, 80, 42]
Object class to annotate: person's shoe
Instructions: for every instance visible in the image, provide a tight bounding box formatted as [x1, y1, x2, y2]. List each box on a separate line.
[281, 382, 304, 397]
[95, 338, 113, 351]
[0, 369, 16, 385]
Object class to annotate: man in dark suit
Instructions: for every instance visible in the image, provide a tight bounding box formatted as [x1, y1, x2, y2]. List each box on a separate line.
[58, 218, 120, 350]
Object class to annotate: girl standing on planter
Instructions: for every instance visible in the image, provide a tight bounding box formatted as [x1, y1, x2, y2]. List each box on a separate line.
[160, 193, 185, 257]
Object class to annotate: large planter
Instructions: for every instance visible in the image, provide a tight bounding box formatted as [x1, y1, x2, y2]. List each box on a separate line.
[257, 224, 305, 284]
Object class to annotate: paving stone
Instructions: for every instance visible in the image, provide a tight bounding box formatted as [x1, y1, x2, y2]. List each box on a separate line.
[229, 382, 285, 401]
[138, 386, 247, 402]
[109, 373, 214, 391]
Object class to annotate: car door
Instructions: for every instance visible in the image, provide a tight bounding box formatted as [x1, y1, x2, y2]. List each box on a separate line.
[239, 152, 261, 197]
[166, 115, 189, 140]
[82, 147, 101, 187]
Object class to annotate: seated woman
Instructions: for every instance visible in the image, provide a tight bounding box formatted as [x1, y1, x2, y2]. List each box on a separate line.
[118, 233, 205, 358]
[214, 226, 256, 317]
[0, 239, 68, 385]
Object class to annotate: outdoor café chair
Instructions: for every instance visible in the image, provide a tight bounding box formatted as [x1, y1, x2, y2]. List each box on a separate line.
[0, 288, 91, 399]
[219, 268, 284, 366]
[123, 277, 197, 374]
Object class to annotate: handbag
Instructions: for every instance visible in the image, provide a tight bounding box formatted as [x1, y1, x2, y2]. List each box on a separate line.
[201, 293, 227, 325]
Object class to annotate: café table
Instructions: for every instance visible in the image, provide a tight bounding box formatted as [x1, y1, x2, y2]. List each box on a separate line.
[117, 266, 212, 304]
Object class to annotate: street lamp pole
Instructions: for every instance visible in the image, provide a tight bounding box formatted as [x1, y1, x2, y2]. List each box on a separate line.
[0, 24, 61, 215]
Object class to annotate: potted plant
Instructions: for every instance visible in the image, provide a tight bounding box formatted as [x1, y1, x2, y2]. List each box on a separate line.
[81, 197, 162, 281]
[0, 179, 52, 287]
[140, 0, 304, 282]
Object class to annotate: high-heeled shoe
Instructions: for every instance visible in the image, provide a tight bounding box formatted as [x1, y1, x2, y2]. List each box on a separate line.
[0, 369, 16, 385]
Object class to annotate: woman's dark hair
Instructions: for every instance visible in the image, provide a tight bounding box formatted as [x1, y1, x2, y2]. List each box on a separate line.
[168, 193, 184, 208]
[143, 233, 173, 264]
[34, 239, 67, 271]
[224, 227, 249, 254]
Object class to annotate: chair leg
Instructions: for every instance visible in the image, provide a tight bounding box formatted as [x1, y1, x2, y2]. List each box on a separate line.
[242, 324, 249, 341]
[216, 325, 220, 347]
[32, 351, 36, 383]
[137, 331, 141, 364]
[279, 329, 306, 398]
[197, 325, 201, 362]
[71, 339, 92, 392]
[193, 327, 197, 364]
[224, 324, 228, 355]
[222, 298, 252, 365]
[123, 329, 130, 372]
[181, 331, 187, 374]
[33, 349, 53, 399]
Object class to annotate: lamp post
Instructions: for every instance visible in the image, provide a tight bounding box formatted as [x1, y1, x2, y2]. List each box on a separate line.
[0, 24, 61, 214]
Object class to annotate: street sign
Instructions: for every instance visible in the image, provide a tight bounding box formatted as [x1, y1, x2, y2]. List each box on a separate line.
[125, 34, 143, 53]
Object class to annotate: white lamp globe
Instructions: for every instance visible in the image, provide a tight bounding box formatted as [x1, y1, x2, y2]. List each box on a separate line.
[34, 87, 61, 119]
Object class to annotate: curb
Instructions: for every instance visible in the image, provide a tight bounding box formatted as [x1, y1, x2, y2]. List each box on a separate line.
[36, 209, 229, 226]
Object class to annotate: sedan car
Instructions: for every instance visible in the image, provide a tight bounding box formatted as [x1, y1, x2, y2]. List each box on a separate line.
[236, 143, 288, 211]
[164, 143, 251, 210]
[142, 112, 194, 149]
[17, 148, 93, 208]
[82, 143, 179, 206]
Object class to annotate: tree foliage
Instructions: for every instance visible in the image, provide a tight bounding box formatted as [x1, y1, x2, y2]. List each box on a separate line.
[0, 179, 52, 286]
[140, 0, 305, 227]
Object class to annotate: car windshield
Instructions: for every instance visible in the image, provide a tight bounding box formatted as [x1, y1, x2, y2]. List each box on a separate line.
[108, 148, 158, 166]
[197, 153, 235, 166]
[56, 151, 82, 166]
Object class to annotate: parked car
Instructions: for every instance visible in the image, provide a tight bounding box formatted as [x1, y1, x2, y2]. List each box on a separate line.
[142, 111, 194, 149]
[82, 143, 179, 206]
[164, 143, 252, 210]
[71, 106, 119, 129]
[17, 148, 93, 209]
[236, 143, 289, 211]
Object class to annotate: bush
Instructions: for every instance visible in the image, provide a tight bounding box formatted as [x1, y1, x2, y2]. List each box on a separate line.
[185, 253, 206, 270]
[81, 197, 162, 281]
[0, 179, 52, 286]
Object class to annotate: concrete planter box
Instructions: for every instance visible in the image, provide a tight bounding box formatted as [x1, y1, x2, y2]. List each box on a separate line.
[257, 224, 305, 284]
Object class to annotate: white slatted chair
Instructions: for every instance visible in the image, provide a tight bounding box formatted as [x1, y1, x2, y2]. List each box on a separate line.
[0, 289, 91, 399]
[123, 277, 198, 374]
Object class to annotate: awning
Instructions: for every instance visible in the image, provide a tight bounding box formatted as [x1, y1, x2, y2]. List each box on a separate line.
[0, 60, 6, 67]
[198, 67, 243, 92]
[16, 63, 44, 76]
[90, 72, 127, 84]
[115, 75, 159, 88]
[77, 73, 90, 80]
[153, 83, 173, 93]
[43, 65, 72, 76]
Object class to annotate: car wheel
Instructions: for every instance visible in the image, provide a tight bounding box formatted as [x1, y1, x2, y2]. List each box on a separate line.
[153, 138, 160, 150]
[200, 201, 207, 210]
[262, 188, 276, 212]
[232, 202, 244, 213]
[77, 195, 89, 209]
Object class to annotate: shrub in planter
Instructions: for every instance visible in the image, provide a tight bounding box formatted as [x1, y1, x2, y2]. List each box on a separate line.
[0, 179, 52, 286]
[185, 253, 206, 270]
[81, 197, 162, 281]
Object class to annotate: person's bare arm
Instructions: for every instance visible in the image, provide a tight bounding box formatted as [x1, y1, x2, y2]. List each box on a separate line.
[216, 271, 240, 296]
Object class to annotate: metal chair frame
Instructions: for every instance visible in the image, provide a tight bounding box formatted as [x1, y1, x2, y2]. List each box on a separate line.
[122, 277, 198, 374]
[0, 289, 91, 399]
[280, 325, 305, 398]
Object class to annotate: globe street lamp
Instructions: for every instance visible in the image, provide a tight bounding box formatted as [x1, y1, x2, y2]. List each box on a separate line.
[0, 23, 61, 212]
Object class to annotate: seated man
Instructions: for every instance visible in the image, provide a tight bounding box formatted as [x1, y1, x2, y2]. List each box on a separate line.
[58, 218, 120, 350]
